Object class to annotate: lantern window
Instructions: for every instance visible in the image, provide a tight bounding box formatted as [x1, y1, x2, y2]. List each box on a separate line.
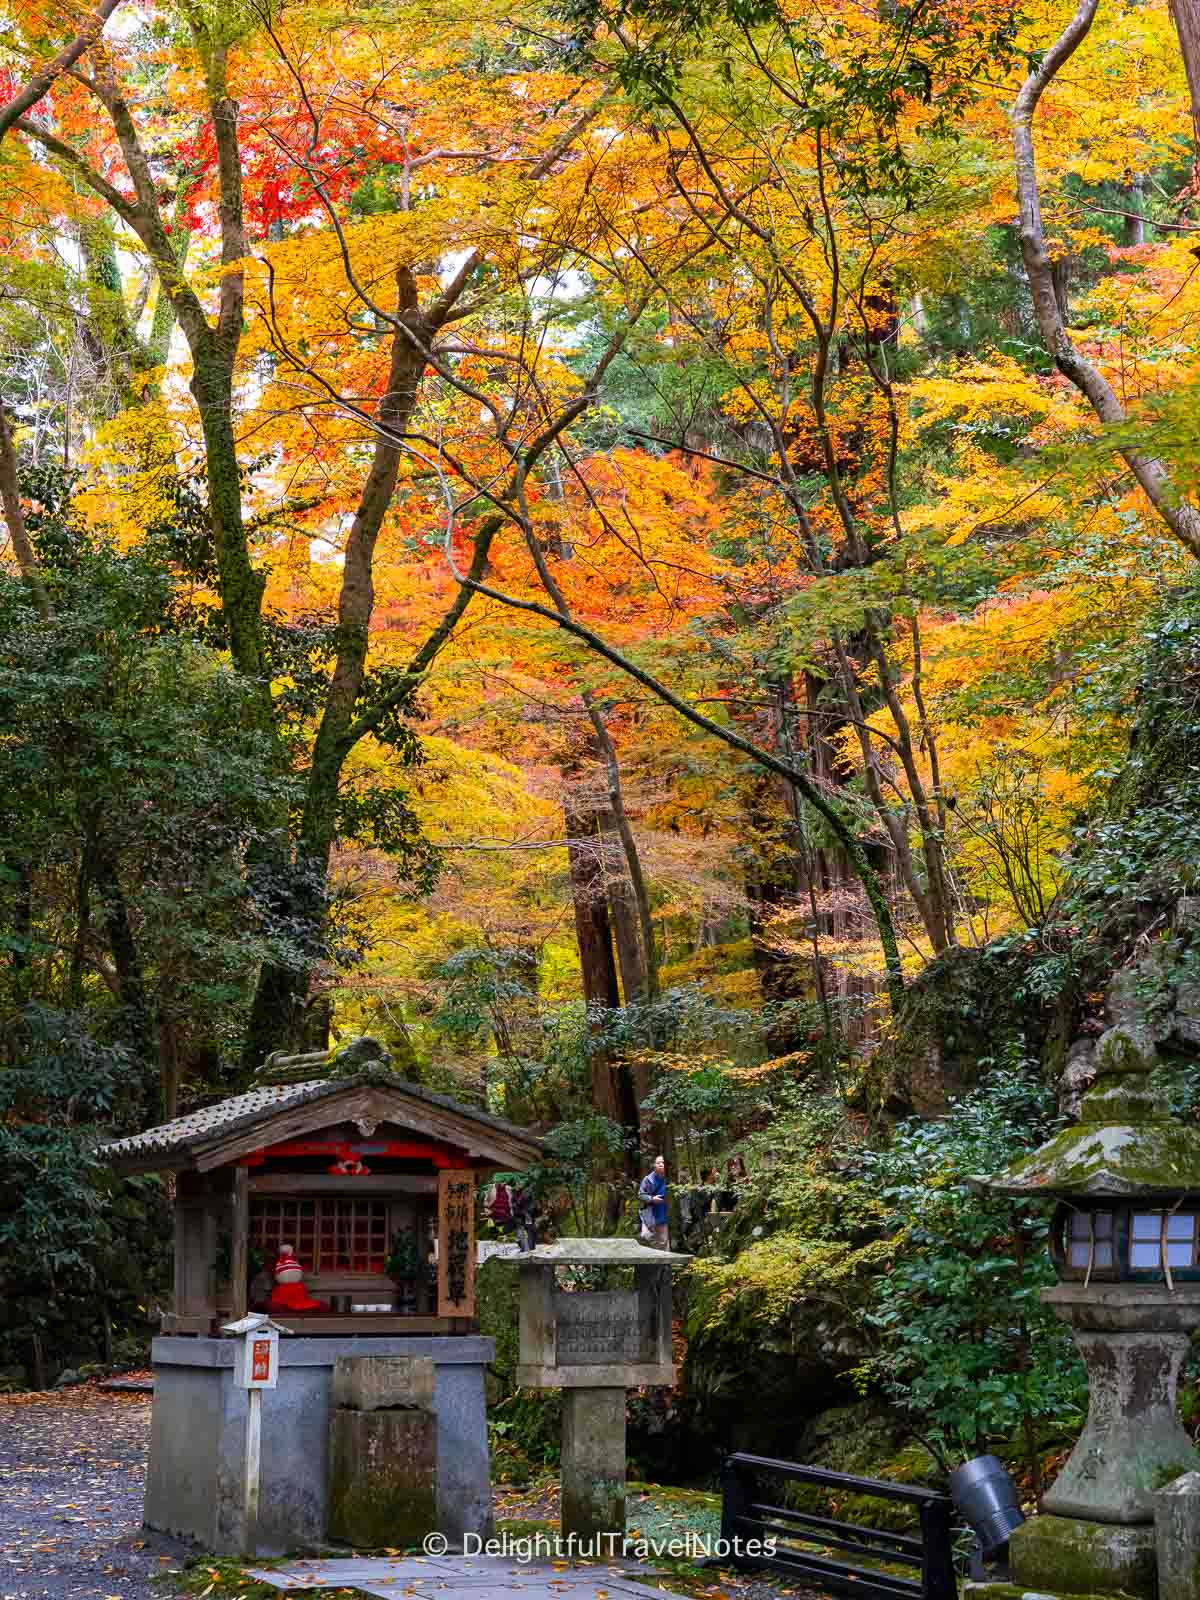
[1130, 1211, 1199, 1270]
[1066, 1210, 1115, 1271]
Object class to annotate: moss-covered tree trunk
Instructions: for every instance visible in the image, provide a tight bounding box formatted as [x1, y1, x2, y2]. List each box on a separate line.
[190, 349, 267, 693]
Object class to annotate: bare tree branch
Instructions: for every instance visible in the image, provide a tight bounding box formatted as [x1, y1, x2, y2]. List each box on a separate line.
[0, 0, 125, 144]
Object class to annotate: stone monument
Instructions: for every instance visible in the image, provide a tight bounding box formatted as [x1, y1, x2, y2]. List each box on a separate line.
[328, 1355, 438, 1548]
[966, 1021, 1200, 1600]
[502, 1238, 689, 1545]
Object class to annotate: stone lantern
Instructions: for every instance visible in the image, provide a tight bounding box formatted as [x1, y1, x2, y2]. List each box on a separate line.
[501, 1237, 689, 1548]
[967, 1022, 1200, 1600]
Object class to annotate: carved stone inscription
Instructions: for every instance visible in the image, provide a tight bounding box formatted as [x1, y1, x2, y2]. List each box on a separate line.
[554, 1289, 641, 1365]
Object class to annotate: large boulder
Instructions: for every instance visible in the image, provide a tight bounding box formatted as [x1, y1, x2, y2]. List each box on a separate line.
[856, 944, 1054, 1117]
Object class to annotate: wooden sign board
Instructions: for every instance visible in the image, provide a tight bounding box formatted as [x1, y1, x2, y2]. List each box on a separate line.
[437, 1169, 476, 1318]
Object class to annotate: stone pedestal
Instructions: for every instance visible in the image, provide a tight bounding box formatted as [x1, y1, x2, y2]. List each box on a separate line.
[1009, 1512, 1157, 1597]
[504, 1240, 689, 1552]
[328, 1407, 437, 1548]
[969, 1284, 1200, 1600]
[561, 1388, 626, 1544]
[145, 1335, 494, 1554]
[1155, 1471, 1200, 1600]
[1037, 1283, 1200, 1527]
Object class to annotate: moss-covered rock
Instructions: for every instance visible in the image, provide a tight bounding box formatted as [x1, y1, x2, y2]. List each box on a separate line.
[963, 1584, 1133, 1600]
[1009, 1511, 1157, 1599]
[855, 945, 1052, 1118]
[776, 1402, 941, 1533]
[681, 1232, 883, 1456]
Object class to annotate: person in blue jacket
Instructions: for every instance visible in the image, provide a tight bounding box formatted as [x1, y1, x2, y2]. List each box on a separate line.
[638, 1154, 669, 1248]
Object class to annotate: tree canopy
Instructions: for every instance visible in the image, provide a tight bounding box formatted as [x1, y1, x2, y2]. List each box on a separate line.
[6, 0, 1200, 1445]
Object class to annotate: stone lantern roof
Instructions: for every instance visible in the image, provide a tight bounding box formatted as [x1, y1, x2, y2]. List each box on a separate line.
[495, 1236, 691, 1265]
[970, 1023, 1200, 1200]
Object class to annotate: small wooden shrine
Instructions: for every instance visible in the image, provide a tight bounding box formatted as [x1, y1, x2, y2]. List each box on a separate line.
[103, 1039, 543, 1336]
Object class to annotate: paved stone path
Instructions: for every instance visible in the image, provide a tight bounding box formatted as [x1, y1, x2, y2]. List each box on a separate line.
[248, 1555, 671, 1600]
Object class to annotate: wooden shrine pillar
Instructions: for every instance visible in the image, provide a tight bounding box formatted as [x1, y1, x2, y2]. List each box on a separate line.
[231, 1165, 249, 1321]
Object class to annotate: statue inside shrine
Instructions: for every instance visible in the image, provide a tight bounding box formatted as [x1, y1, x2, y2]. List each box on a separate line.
[267, 1242, 328, 1313]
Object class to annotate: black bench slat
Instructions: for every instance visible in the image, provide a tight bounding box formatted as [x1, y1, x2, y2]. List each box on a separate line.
[739, 1517, 924, 1569]
[731, 1452, 948, 1505]
[746, 1501, 924, 1554]
[761, 1549, 922, 1598]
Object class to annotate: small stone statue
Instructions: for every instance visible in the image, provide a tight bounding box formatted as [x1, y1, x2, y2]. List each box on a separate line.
[267, 1242, 327, 1313]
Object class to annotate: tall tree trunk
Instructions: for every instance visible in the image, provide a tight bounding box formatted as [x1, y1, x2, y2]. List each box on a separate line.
[147, 176, 197, 366]
[1172, 0, 1200, 193]
[78, 215, 142, 407]
[190, 353, 268, 688]
[742, 768, 811, 1055]
[563, 763, 639, 1169]
[1123, 176, 1146, 245]
[607, 866, 647, 1007]
[159, 1012, 182, 1121]
[584, 699, 659, 1001]
[94, 842, 159, 1111]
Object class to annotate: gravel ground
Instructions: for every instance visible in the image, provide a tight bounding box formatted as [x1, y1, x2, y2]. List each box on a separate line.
[0, 1389, 184, 1600]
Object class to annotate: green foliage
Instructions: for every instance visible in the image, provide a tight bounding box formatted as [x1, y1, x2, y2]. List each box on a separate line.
[0, 530, 309, 1094]
[556, 0, 1024, 203]
[679, 1067, 1086, 1475]
[432, 945, 539, 1053]
[384, 1228, 420, 1280]
[0, 1006, 170, 1380]
[854, 1067, 1086, 1465]
[1003, 579, 1200, 1024]
[502, 1113, 628, 1234]
[641, 1065, 738, 1174]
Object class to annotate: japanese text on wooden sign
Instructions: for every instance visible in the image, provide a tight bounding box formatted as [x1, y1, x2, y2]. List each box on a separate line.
[437, 1169, 476, 1317]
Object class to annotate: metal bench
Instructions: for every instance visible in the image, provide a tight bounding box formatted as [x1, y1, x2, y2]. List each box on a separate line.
[720, 1449, 957, 1600]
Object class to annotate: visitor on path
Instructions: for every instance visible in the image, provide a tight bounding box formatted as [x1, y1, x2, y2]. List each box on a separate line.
[718, 1152, 746, 1214]
[487, 1179, 538, 1251]
[639, 1154, 669, 1248]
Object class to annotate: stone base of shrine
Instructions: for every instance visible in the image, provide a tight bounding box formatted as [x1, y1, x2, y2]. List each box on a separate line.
[145, 1335, 495, 1555]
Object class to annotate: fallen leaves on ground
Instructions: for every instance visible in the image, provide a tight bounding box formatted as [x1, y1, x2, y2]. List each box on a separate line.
[0, 1387, 181, 1600]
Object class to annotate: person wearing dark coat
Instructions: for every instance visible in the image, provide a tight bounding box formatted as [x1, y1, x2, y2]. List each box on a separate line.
[639, 1154, 669, 1248]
